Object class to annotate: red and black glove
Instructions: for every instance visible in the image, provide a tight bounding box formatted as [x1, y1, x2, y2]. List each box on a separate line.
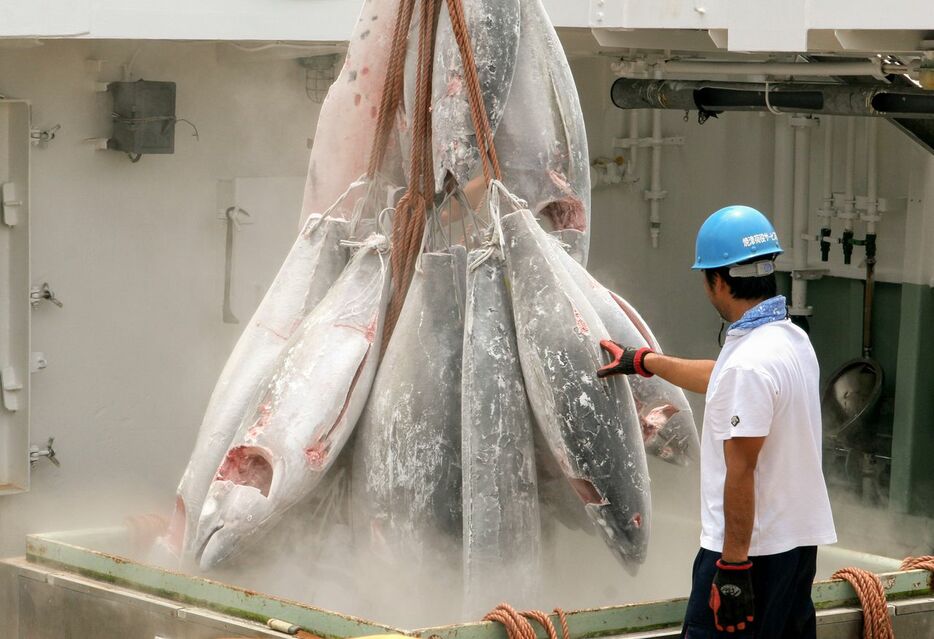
[597, 340, 655, 378]
[709, 559, 755, 633]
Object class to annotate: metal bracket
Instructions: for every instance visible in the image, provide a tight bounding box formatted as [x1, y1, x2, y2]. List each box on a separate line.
[613, 136, 685, 149]
[1, 366, 23, 412]
[30, 282, 63, 308]
[643, 189, 668, 201]
[30, 124, 61, 147]
[792, 268, 829, 281]
[29, 437, 60, 468]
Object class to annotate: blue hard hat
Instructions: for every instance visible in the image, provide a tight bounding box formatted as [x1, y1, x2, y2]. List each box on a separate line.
[691, 205, 783, 270]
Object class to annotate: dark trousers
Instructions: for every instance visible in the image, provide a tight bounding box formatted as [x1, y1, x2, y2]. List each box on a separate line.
[680, 546, 818, 639]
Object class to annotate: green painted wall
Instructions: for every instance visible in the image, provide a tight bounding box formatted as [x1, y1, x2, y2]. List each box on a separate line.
[778, 274, 934, 517]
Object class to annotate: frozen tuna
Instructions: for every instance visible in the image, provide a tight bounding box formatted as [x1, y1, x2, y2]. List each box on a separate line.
[352, 248, 467, 568]
[300, 0, 405, 226]
[161, 215, 349, 561]
[431, 0, 520, 191]
[495, 0, 591, 264]
[193, 233, 391, 570]
[461, 249, 541, 614]
[551, 232, 700, 466]
[501, 208, 650, 569]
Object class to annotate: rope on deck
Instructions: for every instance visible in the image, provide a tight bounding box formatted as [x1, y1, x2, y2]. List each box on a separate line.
[483, 604, 569, 639]
[830, 554, 934, 639]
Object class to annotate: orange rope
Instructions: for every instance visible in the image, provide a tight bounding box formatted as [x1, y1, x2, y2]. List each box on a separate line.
[900, 555, 934, 574]
[383, 0, 439, 344]
[367, 0, 417, 179]
[443, 0, 502, 183]
[381, 0, 508, 345]
[831, 567, 894, 639]
[483, 604, 571, 639]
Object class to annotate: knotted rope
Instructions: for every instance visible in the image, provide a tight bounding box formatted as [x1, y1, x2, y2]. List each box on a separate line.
[374, 0, 507, 345]
[382, 0, 440, 343]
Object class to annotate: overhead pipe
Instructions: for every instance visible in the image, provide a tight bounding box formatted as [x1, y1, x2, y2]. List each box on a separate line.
[650, 59, 915, 78]
[818, 116, 835, 262]
[610, 79, 934, 119]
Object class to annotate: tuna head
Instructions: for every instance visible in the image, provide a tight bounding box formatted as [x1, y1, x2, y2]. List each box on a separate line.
[568, 466, 649, 573]
[583, 500, 649, 575]
[193, 446, 278, 571]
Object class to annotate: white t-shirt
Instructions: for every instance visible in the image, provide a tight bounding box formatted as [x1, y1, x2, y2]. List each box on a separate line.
[700, 319, 837, 557]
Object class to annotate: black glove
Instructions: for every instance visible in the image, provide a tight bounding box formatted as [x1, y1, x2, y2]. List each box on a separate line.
[709, 559, 755, 633]
[597, 340, 654, 378]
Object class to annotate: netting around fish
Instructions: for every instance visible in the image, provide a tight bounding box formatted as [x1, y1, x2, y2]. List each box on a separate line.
[149, 0, 700, 626]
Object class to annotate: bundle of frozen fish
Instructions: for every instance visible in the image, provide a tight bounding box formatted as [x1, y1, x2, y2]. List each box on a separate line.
[158, 0, 699, 613]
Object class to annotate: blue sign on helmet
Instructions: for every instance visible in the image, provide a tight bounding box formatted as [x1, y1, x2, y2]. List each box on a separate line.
[691, 205, 783, 270]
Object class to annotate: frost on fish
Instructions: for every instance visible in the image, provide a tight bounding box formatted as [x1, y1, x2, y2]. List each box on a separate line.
[551, 228, 587, 265]
[430, 0, 520, 191]
[495, 0, 591, 264]
[501, 209, 650, 570]
[192, 236, 391, 570]
[352, 249, 467, 571]
[550, 231, 700, 466]
[300, 0, 405, 226]
[461, 250, 540, 615]
[162, 215, 349, 563]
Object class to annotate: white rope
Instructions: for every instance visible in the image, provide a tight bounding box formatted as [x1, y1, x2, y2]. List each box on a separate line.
[468, 180, 520, 272]
[304, 175, 369, 237]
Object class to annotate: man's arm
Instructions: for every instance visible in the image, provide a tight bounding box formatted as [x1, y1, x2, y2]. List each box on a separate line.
[721, 436, 766, 563]
[643, 353, 715, 395]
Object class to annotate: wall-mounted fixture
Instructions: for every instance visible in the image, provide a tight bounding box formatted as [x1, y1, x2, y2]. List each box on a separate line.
[107, 80, 178, 162]
[298, 54, 340, 103]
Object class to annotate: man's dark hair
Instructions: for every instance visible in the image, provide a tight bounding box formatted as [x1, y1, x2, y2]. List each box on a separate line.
[703, 254, 779, 301]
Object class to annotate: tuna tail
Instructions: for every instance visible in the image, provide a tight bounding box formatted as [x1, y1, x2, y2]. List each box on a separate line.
[430, 0, 521, 191]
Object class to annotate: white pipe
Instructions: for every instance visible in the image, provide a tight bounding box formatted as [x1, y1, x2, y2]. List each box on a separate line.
[865, 118, 879, 235]
[627, 110, 639, 181]
[841, 118, 857, 232]
[649, 109, 662, 248]
[790, 118, 812, 316]
[820, 116, 834, 221]
[772, 116, 794, 262]
[655, 60, 912, 78]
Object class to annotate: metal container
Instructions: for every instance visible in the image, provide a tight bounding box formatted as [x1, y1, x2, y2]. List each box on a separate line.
[2, 526, 932, 638]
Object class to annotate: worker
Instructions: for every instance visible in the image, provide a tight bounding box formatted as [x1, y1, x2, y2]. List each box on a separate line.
[598, 205, 837, 638]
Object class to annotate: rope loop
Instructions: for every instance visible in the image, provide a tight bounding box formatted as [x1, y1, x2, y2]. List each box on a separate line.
[831, 567, 894, 639]
[482, 604, 571, 639]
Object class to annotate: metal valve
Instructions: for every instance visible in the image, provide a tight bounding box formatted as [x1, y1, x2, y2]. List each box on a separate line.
[30, 437, 60, 468]
[30, 282, 63, 308]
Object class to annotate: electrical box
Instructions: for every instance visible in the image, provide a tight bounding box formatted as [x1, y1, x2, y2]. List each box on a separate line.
[0, 99, 31, 494]
[107, 80, 177, 156]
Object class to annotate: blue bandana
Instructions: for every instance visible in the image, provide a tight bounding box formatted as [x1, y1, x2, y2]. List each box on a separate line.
[727, 295, 788, 336]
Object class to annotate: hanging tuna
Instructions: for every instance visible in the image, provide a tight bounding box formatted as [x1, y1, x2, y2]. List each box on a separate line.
[495, 0, 592, 264]
[158, 214, 349, 562]
[193, 232, 392, 569]
[461, 247, 541, 615]
[552, 233, 700, 466]
[300, 0, 406, 226]
[500, 206, 651, 571]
